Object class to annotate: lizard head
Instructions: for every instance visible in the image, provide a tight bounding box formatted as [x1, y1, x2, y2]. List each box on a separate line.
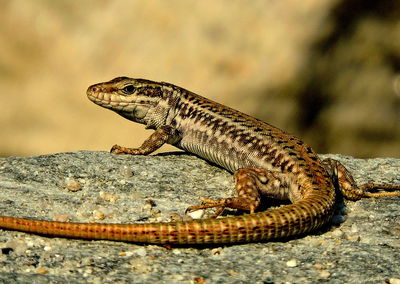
[87, 77, 172, 126]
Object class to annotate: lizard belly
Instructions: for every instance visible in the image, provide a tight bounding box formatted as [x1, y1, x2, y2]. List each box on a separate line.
[176, 128, 269, 173]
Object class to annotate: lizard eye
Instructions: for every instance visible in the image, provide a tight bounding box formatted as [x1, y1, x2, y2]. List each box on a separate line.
[122, 84, 136, 94]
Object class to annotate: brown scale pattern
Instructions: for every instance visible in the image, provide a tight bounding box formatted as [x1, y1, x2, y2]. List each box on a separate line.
[0, 77, 399, 244]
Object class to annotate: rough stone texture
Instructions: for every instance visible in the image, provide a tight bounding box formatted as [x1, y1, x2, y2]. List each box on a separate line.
[0, 151, 399, 283]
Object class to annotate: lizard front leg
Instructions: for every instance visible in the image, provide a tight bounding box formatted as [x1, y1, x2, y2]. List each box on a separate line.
[322, 158, 400, 200]
[111, 125, 176, 155]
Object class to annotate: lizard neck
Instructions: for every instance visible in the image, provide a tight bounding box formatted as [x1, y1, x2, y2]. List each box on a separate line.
[141, 84, 181, 130]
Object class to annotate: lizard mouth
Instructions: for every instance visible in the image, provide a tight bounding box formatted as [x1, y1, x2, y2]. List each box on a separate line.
[86, 88, 141, 110]
[87, 92, 130, 108]
[86, 89, 156, 114]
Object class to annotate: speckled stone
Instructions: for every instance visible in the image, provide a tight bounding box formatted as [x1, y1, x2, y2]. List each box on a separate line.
[0, 151, 399, 283]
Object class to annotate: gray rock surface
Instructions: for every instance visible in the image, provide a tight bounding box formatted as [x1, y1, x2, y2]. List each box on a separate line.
[0, 151, 399, 283]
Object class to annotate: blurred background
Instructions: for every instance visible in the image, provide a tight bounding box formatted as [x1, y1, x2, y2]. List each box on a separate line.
[0, 0, 399, 158]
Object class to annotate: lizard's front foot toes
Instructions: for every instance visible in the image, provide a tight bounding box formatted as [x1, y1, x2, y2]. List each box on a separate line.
[110, 144, 125, 154]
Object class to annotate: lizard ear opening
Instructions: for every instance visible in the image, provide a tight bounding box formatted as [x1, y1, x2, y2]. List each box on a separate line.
[122, 84, 136, 94]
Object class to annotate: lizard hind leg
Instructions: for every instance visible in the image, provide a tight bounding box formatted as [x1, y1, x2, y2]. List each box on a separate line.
[322, 158, 400, 200]
[186, 168, 294, 217]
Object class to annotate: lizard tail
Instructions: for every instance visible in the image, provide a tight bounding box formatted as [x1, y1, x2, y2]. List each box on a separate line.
[0, 192, 334, 244]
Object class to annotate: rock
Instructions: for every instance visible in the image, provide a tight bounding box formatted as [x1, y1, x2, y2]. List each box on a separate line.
[0, 151, 399, 283]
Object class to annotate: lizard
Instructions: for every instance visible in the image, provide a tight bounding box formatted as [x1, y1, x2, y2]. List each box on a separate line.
[0, 77, 399, 244]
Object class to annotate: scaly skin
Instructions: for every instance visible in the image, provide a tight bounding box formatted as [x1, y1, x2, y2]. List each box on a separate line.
[0, 77, 399, 244]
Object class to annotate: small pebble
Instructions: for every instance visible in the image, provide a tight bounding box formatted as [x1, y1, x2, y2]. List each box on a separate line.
[227, 269, 238, 276]
[43, 246, 52, 252]
[170, 213, 183, 222]
[331, 229, 344, 238]
[135, 248, 147, 257]
[286, 259, 298, 267]
[36, 267, 48, 274]
[187, 209, 205, 219]
[99, 191, 118, 203]
[314, 263, 324, 270]
[193, 277, 206, 284]
[64, 177, 82, 192]
[319, 271, 331, 279]
[120, 165, 134, 178]
[119, 251, 134, 257]
[172, 249, 182, 255]
[92, 209, 106, 220]
[54, 213, 71, 222]
[350, 224, 359, 233]
[345, 234, 361, 242]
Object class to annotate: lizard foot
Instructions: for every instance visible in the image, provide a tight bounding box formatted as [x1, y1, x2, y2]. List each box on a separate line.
[110, 144, 126, 154]
[110, 144, 145, 155]
[186, 196, 257, 218]
[361, 183, 400, 198]
[186, 198, 227, 218]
